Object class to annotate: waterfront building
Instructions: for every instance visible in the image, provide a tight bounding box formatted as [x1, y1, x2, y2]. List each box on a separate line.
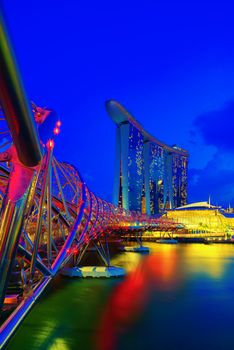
[106, 100, 188, 215]
[165, 201, 234, 237]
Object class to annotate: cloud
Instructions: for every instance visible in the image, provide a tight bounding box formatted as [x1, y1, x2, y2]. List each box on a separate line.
[189, 100, 234, 206]
[188, 153, 234, 206]
[194, 100, 234, 151]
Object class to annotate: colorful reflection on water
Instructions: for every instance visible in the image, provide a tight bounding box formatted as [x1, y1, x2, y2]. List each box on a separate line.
[7, 243, 234, 350]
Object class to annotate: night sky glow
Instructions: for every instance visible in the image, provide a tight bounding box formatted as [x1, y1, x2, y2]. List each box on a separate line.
[3, 0, 234, 206]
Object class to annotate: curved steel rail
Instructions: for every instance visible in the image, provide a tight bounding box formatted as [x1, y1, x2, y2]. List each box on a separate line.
[0, 6, 164, 348]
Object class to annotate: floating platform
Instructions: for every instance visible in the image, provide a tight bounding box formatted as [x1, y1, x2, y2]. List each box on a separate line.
[157, 239, 178, 244]
[121, 246, 150, 253]
[60, 266, 126, 278]
[176, 237, 207, 244]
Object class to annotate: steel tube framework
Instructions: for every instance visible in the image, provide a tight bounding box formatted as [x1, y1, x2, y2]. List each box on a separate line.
[0, 6, 168, 348]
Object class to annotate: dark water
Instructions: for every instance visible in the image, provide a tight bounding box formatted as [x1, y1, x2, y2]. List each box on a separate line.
[7, 243, 234, 350]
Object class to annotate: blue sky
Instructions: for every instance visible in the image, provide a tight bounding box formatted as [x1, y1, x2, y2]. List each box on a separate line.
[3, 0, 234, 206]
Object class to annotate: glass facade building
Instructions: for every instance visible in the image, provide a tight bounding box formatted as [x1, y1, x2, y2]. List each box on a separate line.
[106, 100, 189, 215]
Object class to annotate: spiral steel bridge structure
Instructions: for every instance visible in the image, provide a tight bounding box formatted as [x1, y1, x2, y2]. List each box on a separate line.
[0, 8, 171, 348]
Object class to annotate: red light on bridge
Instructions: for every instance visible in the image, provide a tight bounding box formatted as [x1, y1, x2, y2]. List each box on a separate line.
[47, 139, 55, 149]
[53, 127, 60, 135]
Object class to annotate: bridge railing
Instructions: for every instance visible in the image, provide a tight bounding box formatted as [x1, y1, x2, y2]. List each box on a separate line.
[0, 5, 180, 347]
[0, 7, 135, 347]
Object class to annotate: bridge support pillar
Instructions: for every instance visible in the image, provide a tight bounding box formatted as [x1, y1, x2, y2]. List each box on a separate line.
[122, 230, 150, 253]
[61, 234, 126, 278]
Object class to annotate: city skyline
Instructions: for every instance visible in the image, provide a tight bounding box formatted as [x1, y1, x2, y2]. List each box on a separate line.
[3, 0, 234, 206]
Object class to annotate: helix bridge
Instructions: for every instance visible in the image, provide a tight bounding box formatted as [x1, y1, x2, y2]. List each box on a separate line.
[0, 8, 184, 348]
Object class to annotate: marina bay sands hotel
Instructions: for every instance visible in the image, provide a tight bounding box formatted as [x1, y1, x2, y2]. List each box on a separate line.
[106, 100, 189, 215]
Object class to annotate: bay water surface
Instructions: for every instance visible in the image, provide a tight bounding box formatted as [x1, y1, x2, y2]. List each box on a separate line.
[7, 243, 234, 350]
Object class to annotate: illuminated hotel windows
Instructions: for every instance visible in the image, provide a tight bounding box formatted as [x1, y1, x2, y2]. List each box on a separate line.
[147, 142, 165, 214]
[106, 100, 188, 215]
[127, 123, 144, 211]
